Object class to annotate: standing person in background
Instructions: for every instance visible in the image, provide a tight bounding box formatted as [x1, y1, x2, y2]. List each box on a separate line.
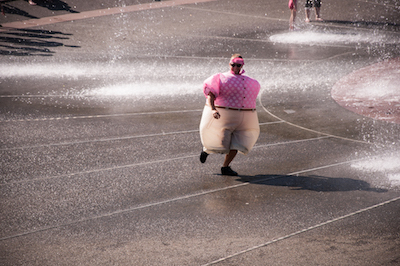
[288, 0, 297, 31]
[305, 0, 323, 22]
[199, 54, 261, 176]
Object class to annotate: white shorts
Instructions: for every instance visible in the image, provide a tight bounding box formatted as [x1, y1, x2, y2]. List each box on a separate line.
[199, 106, 260, 155]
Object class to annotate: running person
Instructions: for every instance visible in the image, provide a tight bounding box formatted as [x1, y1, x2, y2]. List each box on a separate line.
[199, 54, 261, 176]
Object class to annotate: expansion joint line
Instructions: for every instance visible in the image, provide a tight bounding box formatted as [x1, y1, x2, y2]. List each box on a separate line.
[258, 92, 372, 145]
[202, 196, 400, 266]
[0, 157, 384, 242]
[0, 109, 203, 123]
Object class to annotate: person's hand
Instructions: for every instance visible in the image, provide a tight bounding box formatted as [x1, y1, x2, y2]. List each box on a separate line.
[212, 110, 220, 119]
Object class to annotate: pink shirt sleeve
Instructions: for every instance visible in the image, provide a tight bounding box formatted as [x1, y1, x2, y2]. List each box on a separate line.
[203, 73, 221, 98]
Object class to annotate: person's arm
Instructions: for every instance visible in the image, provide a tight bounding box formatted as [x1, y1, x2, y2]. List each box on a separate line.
[207, 92, 220, 119]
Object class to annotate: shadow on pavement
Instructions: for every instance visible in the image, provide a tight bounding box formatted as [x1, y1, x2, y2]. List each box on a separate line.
[25, 0, 79, 13]
[0, 1, 38, 18]
[238, 174, 388, 193]
[0, 28, 80, 56]
[1, 0, 78, 16]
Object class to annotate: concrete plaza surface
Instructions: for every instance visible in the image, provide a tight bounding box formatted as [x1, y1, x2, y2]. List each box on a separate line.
[0, 0, 400, 265]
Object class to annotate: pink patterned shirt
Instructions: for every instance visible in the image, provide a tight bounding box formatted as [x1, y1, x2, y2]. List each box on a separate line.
[203, 71, 260, 109]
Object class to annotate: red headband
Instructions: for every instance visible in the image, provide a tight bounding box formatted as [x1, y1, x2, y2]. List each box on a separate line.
[230, 57, 244, 65]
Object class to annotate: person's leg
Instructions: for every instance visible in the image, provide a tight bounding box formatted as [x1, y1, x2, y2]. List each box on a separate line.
[289, 9, 297, 30]
[314, 0, 323, 21]
[305, 0, 312, 22]
[305, 8, 311, 22]
[315, 7, 323, 21]
[223, 150, 237, 167]
[199, 106, 230, 161]
[288, 0, 297, 30]
[221, 149, 238, 176]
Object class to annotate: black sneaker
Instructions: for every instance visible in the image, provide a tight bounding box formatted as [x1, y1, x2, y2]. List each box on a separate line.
[200, 151, 208, 163]
[221, 166, 238, 176]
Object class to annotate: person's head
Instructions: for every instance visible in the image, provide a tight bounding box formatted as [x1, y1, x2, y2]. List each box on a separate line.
[229, 54, 244, 74]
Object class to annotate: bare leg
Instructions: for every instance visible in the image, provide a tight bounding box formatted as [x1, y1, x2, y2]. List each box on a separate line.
[305, 8, 311, 22]
[289, 9, 297, 30]
[315, 7, 323, 21]
[223, 150, 238, 167]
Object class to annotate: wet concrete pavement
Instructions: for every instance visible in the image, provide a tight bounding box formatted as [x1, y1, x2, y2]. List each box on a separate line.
[1, 0, 400, 265]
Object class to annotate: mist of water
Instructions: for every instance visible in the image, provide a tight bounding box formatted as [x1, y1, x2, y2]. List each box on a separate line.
[269, 30, 400, 45]
[0, 59, 365, 99]
[351, 153, 400, 188]
[2, 27, 399, 100]
[1, 26, 399, 188]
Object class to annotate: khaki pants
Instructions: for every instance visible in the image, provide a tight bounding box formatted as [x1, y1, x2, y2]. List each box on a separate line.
[199, 106, 260, 155]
